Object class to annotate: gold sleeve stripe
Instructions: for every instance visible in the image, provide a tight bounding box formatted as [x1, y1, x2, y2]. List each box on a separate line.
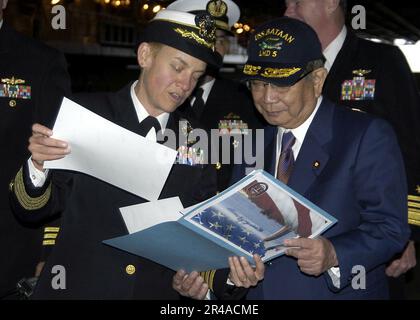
[201, 271, 210, 286]
[14, 167, 52, 211]
[44, 233, 58, 239]
[408, 201, 420, 209]
[199, 270, 218, 292]
[205, 271, 211, 285]
[408, 195, 420, 202]
[409, 219, 420, 227]
[409, 208, 420, 214]
[200, 270, 218, 291]
[44, 227, 60, 233]
[208, 270, 216, 292]
[408, 210, 420, 222]
[43, 240, 56, 246]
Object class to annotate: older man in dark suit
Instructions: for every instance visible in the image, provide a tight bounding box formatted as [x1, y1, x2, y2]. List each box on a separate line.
[285, 0, 420, 298]
[232, 17, 410, 299]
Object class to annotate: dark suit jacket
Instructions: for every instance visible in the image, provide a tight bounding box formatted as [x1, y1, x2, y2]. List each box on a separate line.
[323, 31, 420, 239]
[10, 84, 218, 299]
[231, 98, 410, 299]
[179, 77, 265, 192]
[0, 23, 70, 297]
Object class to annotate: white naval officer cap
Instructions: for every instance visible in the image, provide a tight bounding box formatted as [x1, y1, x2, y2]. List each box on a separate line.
[167, 0, 240, 33]
[138, 9, 223, 68]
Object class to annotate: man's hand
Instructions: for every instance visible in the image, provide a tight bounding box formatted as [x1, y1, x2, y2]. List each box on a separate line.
[29, 123, 70, 171]
[172, 270, 209, 300]
[228, 254, 265, 288]
[284, 237, 338, 276]
[386, 240, 417, 278]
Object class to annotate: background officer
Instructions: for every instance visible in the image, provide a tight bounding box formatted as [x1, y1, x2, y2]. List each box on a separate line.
[168, 0, 266, 193]
[0, 0, 70, 299]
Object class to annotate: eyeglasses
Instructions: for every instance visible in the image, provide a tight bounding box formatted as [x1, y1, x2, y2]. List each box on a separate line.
[246, 69, 314, 94]
[247, 80, 292, 94]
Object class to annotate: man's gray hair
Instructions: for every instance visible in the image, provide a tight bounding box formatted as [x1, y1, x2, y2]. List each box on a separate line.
[305, 58, 325, 73]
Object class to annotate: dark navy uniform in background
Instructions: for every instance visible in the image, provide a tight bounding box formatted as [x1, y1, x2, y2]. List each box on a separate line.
[0, 22, 70, 298]
[323, 30, 420, 241]
[169, 0, 266, 193]
[180, 77, 265, 193]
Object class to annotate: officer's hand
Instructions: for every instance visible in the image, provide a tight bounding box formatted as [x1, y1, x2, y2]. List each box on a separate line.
[172, 270, 209, 300]
[29, 123, 70, 171]
[386, 240, 417, 278]
[228, 254, 264, 288]
[285, 236, 338, 276]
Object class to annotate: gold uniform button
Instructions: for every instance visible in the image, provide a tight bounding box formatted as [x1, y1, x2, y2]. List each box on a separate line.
[125, 264, 136, 275]
[215, 162, 221, 170]
[9, 100, 16, 107]
[9, 181, 14, 191]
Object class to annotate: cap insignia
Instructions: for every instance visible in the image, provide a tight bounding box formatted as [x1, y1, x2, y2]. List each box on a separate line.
[195, 12, 217, 43]
[173, 12, 216, 50]
[259, 38, 283, 51]
[206, 0, 228, 18]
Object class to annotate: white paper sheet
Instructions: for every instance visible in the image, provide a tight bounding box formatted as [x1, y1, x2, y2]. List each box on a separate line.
[120, 197, 184, 234]
[44, 97, 177, 201]
[180, 202, 202, 215]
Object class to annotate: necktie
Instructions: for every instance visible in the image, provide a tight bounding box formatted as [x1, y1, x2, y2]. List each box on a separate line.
[137, 116, 161, 137]
[191, 87, 205, 118]
[276, 131, 312, 237]
[276, 131, 296, 184]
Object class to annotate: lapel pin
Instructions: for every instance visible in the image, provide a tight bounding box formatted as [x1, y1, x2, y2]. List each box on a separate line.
[313, 161, 320, 168]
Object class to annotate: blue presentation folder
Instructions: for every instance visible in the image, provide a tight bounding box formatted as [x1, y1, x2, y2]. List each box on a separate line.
[103, 170, 337, 272]
[103, 221, 248, 272]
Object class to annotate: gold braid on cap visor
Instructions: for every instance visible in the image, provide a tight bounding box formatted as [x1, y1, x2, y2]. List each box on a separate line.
[174, 27, 216, 50]
[244, 64, 301, 78]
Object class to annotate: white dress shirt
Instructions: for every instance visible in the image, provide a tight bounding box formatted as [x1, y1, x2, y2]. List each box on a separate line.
[130, 81, 169, 141]
[323, 26, 347, 72]
[190, 78, 215, 106]
[275, 96, 322, 173]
